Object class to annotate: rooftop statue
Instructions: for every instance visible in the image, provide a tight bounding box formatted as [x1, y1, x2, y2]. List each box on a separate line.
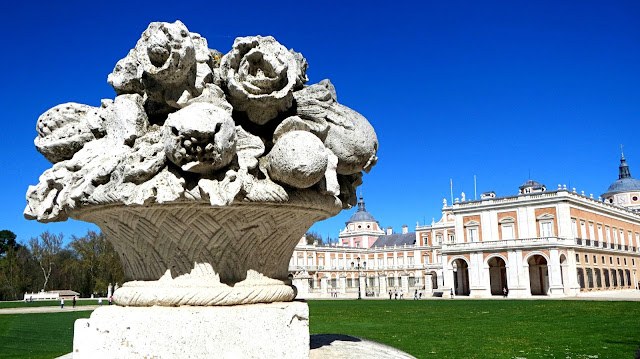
[25, 21, 378, 307]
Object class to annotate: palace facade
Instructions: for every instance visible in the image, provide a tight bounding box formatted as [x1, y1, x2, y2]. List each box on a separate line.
[289, 155, 640, 298]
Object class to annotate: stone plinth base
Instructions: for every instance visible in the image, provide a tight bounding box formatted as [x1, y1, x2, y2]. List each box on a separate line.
[73, 301, 309, 359]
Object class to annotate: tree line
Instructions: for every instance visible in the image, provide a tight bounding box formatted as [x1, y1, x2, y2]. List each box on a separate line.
[0, 229, 124, 301]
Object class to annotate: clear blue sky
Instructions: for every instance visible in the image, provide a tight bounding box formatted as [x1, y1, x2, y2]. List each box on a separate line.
[1, 1, 639, 244]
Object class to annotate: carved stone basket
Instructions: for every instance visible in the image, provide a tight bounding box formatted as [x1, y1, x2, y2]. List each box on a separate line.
[74, 195, 340, 307]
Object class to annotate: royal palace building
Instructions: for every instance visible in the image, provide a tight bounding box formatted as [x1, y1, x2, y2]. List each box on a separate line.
[289, 155, 640, 298]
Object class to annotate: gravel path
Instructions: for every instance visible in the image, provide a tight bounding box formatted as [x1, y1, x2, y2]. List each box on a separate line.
[2, 290, 639, 315]
[0, 305, 99, 314]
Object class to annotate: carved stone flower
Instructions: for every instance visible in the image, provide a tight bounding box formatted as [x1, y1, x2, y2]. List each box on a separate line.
[220, 36, 306, 125]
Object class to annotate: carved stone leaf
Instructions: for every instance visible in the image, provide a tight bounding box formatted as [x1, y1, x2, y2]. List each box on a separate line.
[235, 126, 264, 170]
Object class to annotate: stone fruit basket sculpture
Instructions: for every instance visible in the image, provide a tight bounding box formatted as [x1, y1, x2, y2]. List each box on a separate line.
[25, 21, 378, 307]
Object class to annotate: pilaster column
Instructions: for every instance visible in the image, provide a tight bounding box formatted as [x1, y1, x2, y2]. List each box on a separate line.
[339, 275, 346, 294]
[379, 274, 387, 295]
[548, 248, 564, 296]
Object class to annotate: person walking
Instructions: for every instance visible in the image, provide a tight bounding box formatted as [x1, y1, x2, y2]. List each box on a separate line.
[73, 296, 77, 308]
[419, 289, 423, 299]
[503, 286, 508, 298]
[450, 288, 454, 298]
[388, 289, 392, 299]
[414, 289, 418, 300]
[394, 288, 398, 300]
[60, 298, 65, 308]
[399, 289, 404, 299]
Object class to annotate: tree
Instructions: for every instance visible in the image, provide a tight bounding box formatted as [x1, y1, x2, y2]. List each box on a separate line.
[0, 230, 18, 257]
[305, 231, 323, 245]
[28, 231, 63, 291]
[67, 230, 124, 297]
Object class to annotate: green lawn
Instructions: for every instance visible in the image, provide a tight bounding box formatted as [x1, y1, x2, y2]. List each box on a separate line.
[308, 299, 640, 358]
[0, 299, 638, 358]
[0, 311, 91, 359]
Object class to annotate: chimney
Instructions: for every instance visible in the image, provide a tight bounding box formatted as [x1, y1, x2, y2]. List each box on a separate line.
[386, 226, 392, 235]
[402, 225, 408, 234]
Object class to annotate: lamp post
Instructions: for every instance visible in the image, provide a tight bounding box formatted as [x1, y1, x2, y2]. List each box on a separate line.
[357, 257, 362, 300]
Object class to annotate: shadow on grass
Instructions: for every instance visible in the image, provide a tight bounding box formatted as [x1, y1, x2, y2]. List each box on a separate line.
[310, 333, 361, 349]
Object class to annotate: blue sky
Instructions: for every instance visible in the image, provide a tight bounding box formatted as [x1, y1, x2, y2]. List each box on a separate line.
[1, 1, 639, 244]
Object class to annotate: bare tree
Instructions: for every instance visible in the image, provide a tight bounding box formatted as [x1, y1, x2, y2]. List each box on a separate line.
[305, 231, 323, 245]
[28, 231, 63, 291]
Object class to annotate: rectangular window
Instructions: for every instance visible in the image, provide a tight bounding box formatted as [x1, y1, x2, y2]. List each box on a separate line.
[610, 257, 613, 265]
[501, 224, 514, 240]
[378, 258, 383, 268]
[540, 221, 553, 237]
[571, 219, 578, 238]
[585, 254, 589, 263]
[593, 255, 597, 264]
[387, 257, 394, 266]
[617, 258, 620, 265]
[597, 224, 603, 242]
[436, 235, 443, 244]
[576, 254, 580, 263]
[448, 234, 455, 242]
[467, 228, 478, 242]
[589, 222, 595, 240]
[408, 256, 414, 265]
[398, 257, 404, 266]
[606, 226, 611, 243]
[602, 256, 605, 264]
[613, 228, 619, 244]
[580, 221, 586, 238]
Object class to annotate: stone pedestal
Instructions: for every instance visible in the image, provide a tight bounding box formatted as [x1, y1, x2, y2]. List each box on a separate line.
[73, 302, 309, 359]
[424, 275, 433, 295]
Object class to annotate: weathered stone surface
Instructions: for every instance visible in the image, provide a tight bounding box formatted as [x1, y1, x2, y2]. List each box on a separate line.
[163, 102, 236, 173]
[107, 21, 212, 115]
[74, 302, 310, 359]
[26, 21, 378, 307]
[75, 197, 336, 307]
[220, 36, 306, 124]
[34, 103, 106, 163]
[267, 131, 328, 189]
[294, 80, 378, 174]
[310, 334, 417, 359]
[109, 94, 148, 146]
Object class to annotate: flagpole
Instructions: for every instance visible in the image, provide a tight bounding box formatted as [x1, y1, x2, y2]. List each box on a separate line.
[474, 175, 477, 200]
[450, 178, 453, 205]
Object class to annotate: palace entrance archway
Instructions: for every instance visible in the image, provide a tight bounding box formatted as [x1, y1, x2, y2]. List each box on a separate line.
[528, 254, 549, 295]
[452, 258, 470, 296]
[487, 256, 507, 295]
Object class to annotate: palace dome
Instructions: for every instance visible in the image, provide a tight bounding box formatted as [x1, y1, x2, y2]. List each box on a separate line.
[346, 196, 378, 224]
[519, 180, 544, 191]
[602, 155, 640, 197]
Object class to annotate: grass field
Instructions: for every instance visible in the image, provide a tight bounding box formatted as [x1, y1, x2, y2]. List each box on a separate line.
[0, 311, 91, 359]
[309, 300, 640, 358]
[0, 299, 638, 358]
